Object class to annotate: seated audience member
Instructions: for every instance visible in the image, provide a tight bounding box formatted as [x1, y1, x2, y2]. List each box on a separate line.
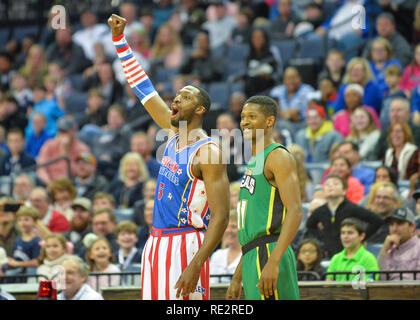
[328, 156, 364, 204]
[29, 188, 71, 233]
[210, 210, 241, 284]
[137, 199, 154, 256]
[18, 44, 49, 89]
[268, 0, 299, 40]
[0, 93, 27, 132]
[378, 208, 420, 280]
[79, 89, 108, 130]
[305, 175, 383, 259]
[11, 72, 33, 112]
[24, 113, 53, 159]
[243, 27, 280, 97]
[337, 141, 375, 194]
[25, 85, 65, 139]
[399, 44, 420, 98]
[131, 178, 157, 227]
[63, 198, 93, 256]
[295, 105, 343, 163]
[333, 84, 380, 138]
[362, 12, 412, 68]
[130, 132, 160, 179]
[73, 153, 108, 201]
[0, 128, 36, 176]
[295, 238, 326, 281]
[89, 208, 118, 256]
[411, 190, 420, 232]
[365, 182, 402, 244]
[58, 255, 104, 300]
[269, 67, 315, 124]
[379, 65, 406, 130]
[326, 218, 379, 281]
[334, 57, 383, 115]
[7, 206, 42, 274]
[48, 178, 77, 222]
[13, 174, 35, 204]
[374, 97, 420, 161]
[288, 144, 311, 202]
[179, 30, 223, 86]
[367, 37, 402, 96]
[346, 107, 381, 161]
[37, 233, 71, 282]
[92, 192, 116, 213]
[115, 221, 142, 271]
[85, 235, 121, 292]
[37, 117, 90, 185]
[108, 152, 149, 209]
[318, 78, 339, 118]
[359, 166, 398, 207]
[0, 198, 22, 256]
[231, 7, 253, 45]
[317, 49, 346, 89]
[384, 122, 419, 181]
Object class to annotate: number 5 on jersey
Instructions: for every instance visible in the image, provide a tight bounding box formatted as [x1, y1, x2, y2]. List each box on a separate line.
[237, 200, 247, 230]
[158, 183, 165, 200]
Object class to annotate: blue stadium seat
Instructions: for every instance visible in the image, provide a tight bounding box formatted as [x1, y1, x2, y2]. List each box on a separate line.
[272, 39, 298, 67]
[153, 67, 178, 84]
[12, 25, 38, 42]
[0, 29, 10, 50]
[114, 208, 134, 223]
[227, 43, 249, 63]
[208, 82, 229, 111]
[64, 92, 88, 117]
[366, 243, 383, 258]
[298, 38, 326, 61]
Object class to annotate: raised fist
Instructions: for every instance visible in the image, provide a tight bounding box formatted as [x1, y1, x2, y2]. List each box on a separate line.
[108, 14, 127, 38]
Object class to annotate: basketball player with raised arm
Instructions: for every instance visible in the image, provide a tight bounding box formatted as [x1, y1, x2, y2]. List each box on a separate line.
[226, 96, 302, 300]
[108, 14, 229, 300]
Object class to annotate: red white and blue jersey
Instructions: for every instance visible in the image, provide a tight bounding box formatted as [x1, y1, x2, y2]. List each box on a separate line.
[153, 134, 217, 230]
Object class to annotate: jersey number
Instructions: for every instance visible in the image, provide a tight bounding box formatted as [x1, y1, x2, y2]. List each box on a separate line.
[236, 200, 247, 230]
[158, 183, 165, 200]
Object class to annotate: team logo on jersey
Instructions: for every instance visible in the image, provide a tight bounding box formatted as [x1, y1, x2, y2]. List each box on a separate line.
[240, 175, 256, 195]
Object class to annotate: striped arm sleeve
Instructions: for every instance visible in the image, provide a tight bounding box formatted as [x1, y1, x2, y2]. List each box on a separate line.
[113, 34, 158, 105]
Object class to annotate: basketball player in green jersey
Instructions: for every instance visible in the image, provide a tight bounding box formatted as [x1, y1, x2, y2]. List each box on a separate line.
[226, 96, 302, 300]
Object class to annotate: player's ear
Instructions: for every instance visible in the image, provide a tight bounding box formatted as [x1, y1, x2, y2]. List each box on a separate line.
[195, 105, 206, 116]
[266, 115, 276, 128]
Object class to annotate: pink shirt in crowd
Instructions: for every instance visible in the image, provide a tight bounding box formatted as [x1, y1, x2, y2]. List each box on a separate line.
[333, 105, 381, 137]
[377, 235, 420, 280]
[400, 64, 420, 92]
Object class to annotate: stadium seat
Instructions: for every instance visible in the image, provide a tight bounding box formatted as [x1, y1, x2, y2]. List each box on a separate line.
[366, 243, 383, 258]
[64, 92, 88, 124]
[227, 43, 249, 64]
[114, 208, 134, 223]
[298, 38, 326, 62]
[359, 161, 382, 170]
[208, 81, 230, 111]
[12, 25, 38, 42]
[272, 39, 298, 67]
[153, 67, 178, 84]
[0, 29, 10, 50]
[305, 162, 329, 185]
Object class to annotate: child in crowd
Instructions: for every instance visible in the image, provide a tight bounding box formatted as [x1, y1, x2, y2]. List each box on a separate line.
[85, 234, 121, 292]
[114, 221, 141, 270]
[400, 43, 420, 98]
[37, 233, 71, 281]
[319, 78, 338, 119]
[380, 65, 406, 129]
[11, 72, 33, 112]
[326, 218, 379, 281]
[7, 206, 41, 274]
[295, 238, 325, 280]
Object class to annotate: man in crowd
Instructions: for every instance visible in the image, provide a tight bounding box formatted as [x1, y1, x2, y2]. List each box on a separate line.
[378, 207, 420, 280]
[12, 174, 35, 204]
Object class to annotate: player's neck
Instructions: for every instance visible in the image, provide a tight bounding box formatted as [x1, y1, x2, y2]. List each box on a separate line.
[177, 125, 207, 149]
[251, 136, 275, 156]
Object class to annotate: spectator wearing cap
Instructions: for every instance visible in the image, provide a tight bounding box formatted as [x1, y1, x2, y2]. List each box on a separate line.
[63, 198, 93, 256]
[74, 152, 108, 201]
[24, 113, 54, 159]
[378, 207, 420, 280]
[295, 104, 343, 163]
[37, 117, 90, 185]
[333, 83, 381, 138]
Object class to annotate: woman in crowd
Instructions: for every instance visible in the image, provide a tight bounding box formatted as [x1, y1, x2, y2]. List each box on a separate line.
[334, 57, 383, 115]
[359, 167, 399, 207]
[384, 121, 419, 181]
[346, 106, 381, 161]
[367, 37, 402, 96]
[400, 43, 420, 98]
[108, 152, 150, 209]
[18, 44, 49, 88]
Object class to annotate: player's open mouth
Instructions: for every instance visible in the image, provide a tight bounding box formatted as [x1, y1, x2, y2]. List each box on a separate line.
[171, 104, 179, 117]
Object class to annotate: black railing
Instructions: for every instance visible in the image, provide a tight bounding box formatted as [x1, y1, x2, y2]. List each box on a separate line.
[323, 270, 420, 281]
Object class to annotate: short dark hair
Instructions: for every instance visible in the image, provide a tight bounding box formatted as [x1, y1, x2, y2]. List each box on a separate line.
[244, 95, 278, 120]
[341, 217, 367, 235]
[7, 127, 24, 139]
[325, 174, 348, 191]
[339, 141, 359, 152]
[190, 85, 211, 112]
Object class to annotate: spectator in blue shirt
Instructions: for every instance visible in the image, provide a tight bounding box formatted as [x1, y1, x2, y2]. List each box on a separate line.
[25, 85, 66, 140]
[24, 112, 53, 159]
[337, 141, 375, 194]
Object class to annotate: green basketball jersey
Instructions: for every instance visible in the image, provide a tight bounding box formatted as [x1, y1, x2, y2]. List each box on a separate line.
[237, 143, 287, 246]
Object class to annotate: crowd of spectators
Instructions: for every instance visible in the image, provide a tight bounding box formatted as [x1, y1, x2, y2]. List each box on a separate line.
[1, 0, 420, 299]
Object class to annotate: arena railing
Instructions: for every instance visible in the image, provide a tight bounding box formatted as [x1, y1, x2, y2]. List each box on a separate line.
[323, 270, 420, 281]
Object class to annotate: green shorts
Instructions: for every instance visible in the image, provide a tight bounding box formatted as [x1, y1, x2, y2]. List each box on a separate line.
[241, 241, 300, 300]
